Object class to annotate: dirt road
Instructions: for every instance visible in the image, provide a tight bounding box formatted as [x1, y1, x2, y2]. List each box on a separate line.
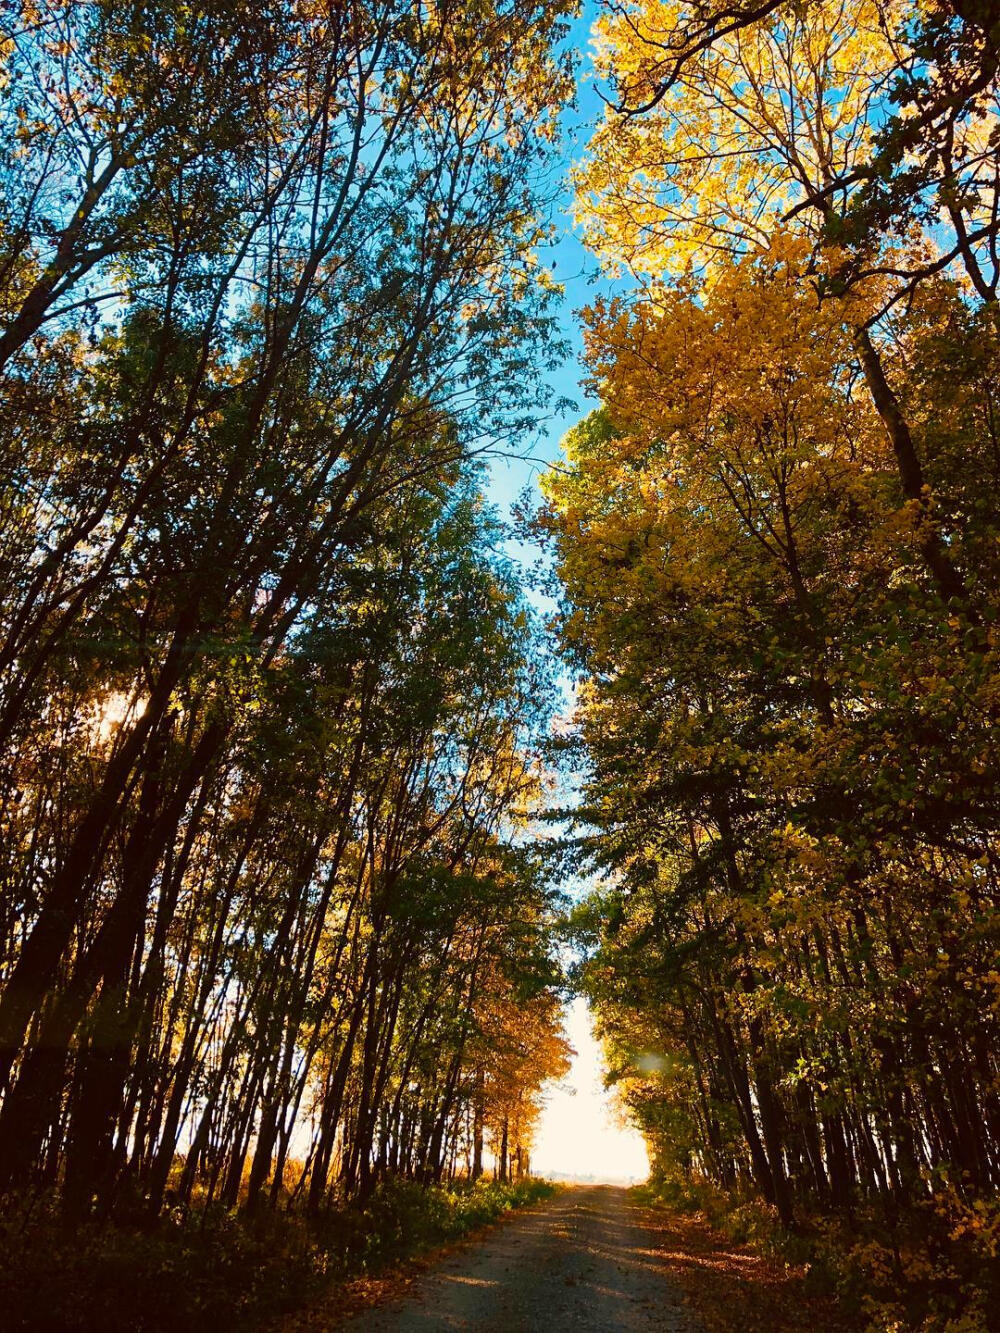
[343, 1184, 700, 1332]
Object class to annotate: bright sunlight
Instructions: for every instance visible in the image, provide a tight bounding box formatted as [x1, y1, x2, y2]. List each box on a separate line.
[532, 998, 649, 1184]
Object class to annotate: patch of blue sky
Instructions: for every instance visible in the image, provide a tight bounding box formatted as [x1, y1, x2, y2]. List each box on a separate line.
[483, 3, 622, 585]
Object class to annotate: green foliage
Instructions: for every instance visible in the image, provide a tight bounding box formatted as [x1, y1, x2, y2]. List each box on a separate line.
[0, 0, 572, 1278]
[349, 1177, 559, 1269]
[0, 1198, 326, 1332]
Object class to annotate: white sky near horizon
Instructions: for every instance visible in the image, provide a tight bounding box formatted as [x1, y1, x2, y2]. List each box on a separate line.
[531, 997, 649, 1183]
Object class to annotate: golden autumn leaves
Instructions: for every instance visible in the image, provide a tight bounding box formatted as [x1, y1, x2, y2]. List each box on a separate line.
[543, 1, 1000, 1316]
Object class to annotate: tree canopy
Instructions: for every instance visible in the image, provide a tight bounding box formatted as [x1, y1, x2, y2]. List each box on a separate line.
[0, 0, 574, 1224]
[542, 0, 1000, 1322]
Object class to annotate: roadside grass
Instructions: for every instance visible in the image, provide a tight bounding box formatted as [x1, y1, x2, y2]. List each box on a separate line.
[633, 1177, 999, 1333]
[0, 1177, 557, 1332]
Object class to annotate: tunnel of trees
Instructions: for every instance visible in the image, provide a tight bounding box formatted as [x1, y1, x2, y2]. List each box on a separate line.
[2, 0, 1000, 1328]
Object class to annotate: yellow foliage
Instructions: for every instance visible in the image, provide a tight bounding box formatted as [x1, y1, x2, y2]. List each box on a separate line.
[576, 0, 909, 280]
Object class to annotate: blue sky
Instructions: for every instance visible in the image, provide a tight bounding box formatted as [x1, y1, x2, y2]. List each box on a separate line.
[481, 10, 654, 1172]
[485, 3, 613, 533]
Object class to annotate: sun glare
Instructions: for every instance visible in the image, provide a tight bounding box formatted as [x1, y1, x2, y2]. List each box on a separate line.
[87, 690, 140, 744]
[532, 997, 649, 1184]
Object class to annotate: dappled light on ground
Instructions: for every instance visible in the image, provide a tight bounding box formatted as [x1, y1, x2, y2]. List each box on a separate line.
[340, 1186, 694, 1332]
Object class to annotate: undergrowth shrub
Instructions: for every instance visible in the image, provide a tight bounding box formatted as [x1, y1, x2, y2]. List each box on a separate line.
[637, 1174, 1000, 1333]
[0, 1177, 556, 1331]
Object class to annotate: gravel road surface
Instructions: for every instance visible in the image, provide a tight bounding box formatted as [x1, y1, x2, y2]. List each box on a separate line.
[344, 1184, 700, 1331]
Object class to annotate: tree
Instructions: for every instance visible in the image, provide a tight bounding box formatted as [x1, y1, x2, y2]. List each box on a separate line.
[0, 0, 576, 1221]
[541, 241, 1000, 1228]
[576, 0, 1000, 607]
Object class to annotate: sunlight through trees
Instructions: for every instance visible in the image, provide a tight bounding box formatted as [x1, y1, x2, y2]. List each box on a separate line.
[2, 1, 1000, 1328]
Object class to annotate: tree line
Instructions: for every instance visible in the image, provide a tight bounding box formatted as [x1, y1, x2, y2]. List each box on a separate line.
[0, 0, 572, 1224]
[544, 0, 1000, 1248]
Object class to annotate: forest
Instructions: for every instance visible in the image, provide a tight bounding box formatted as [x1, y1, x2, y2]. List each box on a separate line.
[1, 1, 999, 1331]
[0, 1, 572, 1325]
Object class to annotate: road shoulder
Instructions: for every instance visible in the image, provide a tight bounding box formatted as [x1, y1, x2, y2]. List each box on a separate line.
[630, 1196, 850, 1333]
